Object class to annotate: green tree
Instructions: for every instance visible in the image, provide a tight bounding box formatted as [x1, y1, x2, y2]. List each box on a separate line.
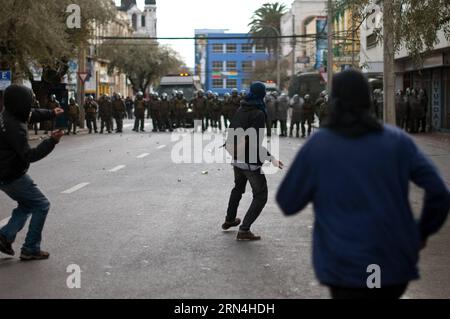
[335, 0, 450, 62]
[248, 2, 287, 53]
[0, 0, 115, 83]
[334, 0, 450, 124]
[99, 40, 184, 93]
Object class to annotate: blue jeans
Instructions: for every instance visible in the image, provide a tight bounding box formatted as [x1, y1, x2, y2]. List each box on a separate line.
[0, 174, 50, 253]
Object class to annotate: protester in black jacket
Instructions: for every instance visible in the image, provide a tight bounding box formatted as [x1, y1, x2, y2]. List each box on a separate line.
[223, 82, 283, 241]
[0, 84, 64, 261]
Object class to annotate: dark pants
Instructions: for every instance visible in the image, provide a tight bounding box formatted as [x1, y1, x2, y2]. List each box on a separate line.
[328, 283, 408, 299]
[67, 117, 78, 133]
[226, 167, 268, 231]
[115, 117, 123, 132]
[134, 117, 145, 131]
[127, 109, 133, 119]
[100, 118, 112, 133]
[290, 122, 300, 137]
[86, 116, 97, 133]
[0, 175, 50, 253]
[301, 118, 313, 136]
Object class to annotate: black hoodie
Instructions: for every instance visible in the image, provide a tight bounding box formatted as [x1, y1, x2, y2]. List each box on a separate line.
[0, 85, 57, 182]
[226, 100, 272, 169]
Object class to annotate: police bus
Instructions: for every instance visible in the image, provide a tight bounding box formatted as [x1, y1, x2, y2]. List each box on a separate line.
[157, 73, 202, 100]
[289, 72, 326, 102]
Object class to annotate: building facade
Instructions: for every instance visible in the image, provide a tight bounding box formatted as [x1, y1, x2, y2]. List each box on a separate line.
[118, 0, 157, 37]
[194, 30, 271, 95]
[332, 7, 360, 72]
[280, 0, 327, 74]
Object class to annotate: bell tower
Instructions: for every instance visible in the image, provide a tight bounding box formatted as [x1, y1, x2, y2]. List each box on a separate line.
[143, 0, 157, 38]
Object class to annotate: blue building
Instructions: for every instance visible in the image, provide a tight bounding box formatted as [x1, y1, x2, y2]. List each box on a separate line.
[195, 29, 271, 96]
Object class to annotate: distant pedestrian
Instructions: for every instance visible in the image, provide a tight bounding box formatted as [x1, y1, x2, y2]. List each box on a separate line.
[223, 82, 283, 241]
[125, 96, 134, 119]
[276, 70, 450, 299]
[0, 85, 65, 260]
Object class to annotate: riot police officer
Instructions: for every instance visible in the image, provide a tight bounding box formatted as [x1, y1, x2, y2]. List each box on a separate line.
[45, 94, 60, 134]
[190, 89, 208, 133]
[84, 95, 98, 134]
[158, 93, 172, 132]
[418, 89, 428, 133]
[133, 92, 146, 132]
[395, 90, 408, 130]
[264, 92, 276, 137]
[205, 90, 215, 130]
[301, 94, 314, 138]
[210, 93, 223, 131]
[229, 88, 241, 120]
[98, 94, 113, 134]
[315, 91, 329, 127]
[173, 90, 188, 129]
[409, 89, 423, 134]
[112, 93, 126, 133]
[276, 93, 289, 137]
[148, 92, 161, 132]
[67, 97, 80, 135]
[222, 93, 233, 129]
[290, 94, 303, 138]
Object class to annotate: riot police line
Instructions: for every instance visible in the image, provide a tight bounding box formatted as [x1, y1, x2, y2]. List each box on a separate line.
[29, 87, 430, 138]
[373, 88, 429, 133]
[30, 88, 332, 137]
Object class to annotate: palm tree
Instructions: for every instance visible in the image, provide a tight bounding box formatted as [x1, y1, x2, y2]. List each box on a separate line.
[248, 2, 287, 54]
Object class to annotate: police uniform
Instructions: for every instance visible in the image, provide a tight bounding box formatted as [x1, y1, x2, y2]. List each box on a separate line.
[112, 97, 126, 133]
[67, 100, 80, 134]
[84, 100, 98, 134]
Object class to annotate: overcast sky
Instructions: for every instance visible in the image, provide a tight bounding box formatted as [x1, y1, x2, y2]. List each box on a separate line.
[115, 0, 292, 68]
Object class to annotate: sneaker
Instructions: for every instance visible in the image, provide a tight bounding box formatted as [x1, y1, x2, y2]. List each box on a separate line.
[222, 218, 241, 230]
[236, 231, 261, 241]
[20, 250, 50, 261]
[0, 235, 14, 256]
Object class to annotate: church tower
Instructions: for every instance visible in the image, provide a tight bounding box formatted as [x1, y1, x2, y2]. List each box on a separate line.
[143, 0, 157, 38]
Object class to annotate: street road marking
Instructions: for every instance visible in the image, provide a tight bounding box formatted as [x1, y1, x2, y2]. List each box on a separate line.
[157, 145, 166, 150]
[0, 218, 9, 227]
[137, 153, 150, 159]
[109, 165, 126, 172]
[62, 183, 90, 194]
[123, 124, 133, 128]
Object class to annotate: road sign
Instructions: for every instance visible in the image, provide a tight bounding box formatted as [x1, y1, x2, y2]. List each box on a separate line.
[77, 72, 89, 84]
[0, 70, 12, 90]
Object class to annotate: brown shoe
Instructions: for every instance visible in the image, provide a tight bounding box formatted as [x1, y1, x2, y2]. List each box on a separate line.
[222, 218, 241, 230]
[20, 250, 50, 261]
[236, 231, 261, 241]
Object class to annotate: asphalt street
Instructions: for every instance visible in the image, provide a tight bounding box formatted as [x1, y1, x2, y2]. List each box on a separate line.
[0, 120, 449, 299]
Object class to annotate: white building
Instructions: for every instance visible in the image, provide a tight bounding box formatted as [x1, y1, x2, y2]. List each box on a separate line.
[359, 3, 383, 76]
[280, 0, 327, 74]
[118, 0, 157, 37]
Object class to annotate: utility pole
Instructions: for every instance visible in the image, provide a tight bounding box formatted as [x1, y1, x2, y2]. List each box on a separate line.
[291, 14, 296, 78]
[327, 0, 334, 93]
[77, 46, 86, 128]
[383, 0, 396, 125]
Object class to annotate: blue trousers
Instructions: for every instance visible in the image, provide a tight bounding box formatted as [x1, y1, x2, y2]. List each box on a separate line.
[0, 174, 50, 253]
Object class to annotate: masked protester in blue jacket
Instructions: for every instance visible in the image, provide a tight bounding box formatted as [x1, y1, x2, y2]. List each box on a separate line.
[276, 70, 450, 299]
[0, 85, 64, 261]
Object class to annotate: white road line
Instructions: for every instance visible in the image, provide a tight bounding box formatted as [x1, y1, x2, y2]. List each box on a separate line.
[123, 124, 133, 128]
[109, 165, 126, 172]
[0, 217, 9, 227]
[157, 145, 166, 150]
[137, 153, 150, 159]
[61, 182, 90, 194]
